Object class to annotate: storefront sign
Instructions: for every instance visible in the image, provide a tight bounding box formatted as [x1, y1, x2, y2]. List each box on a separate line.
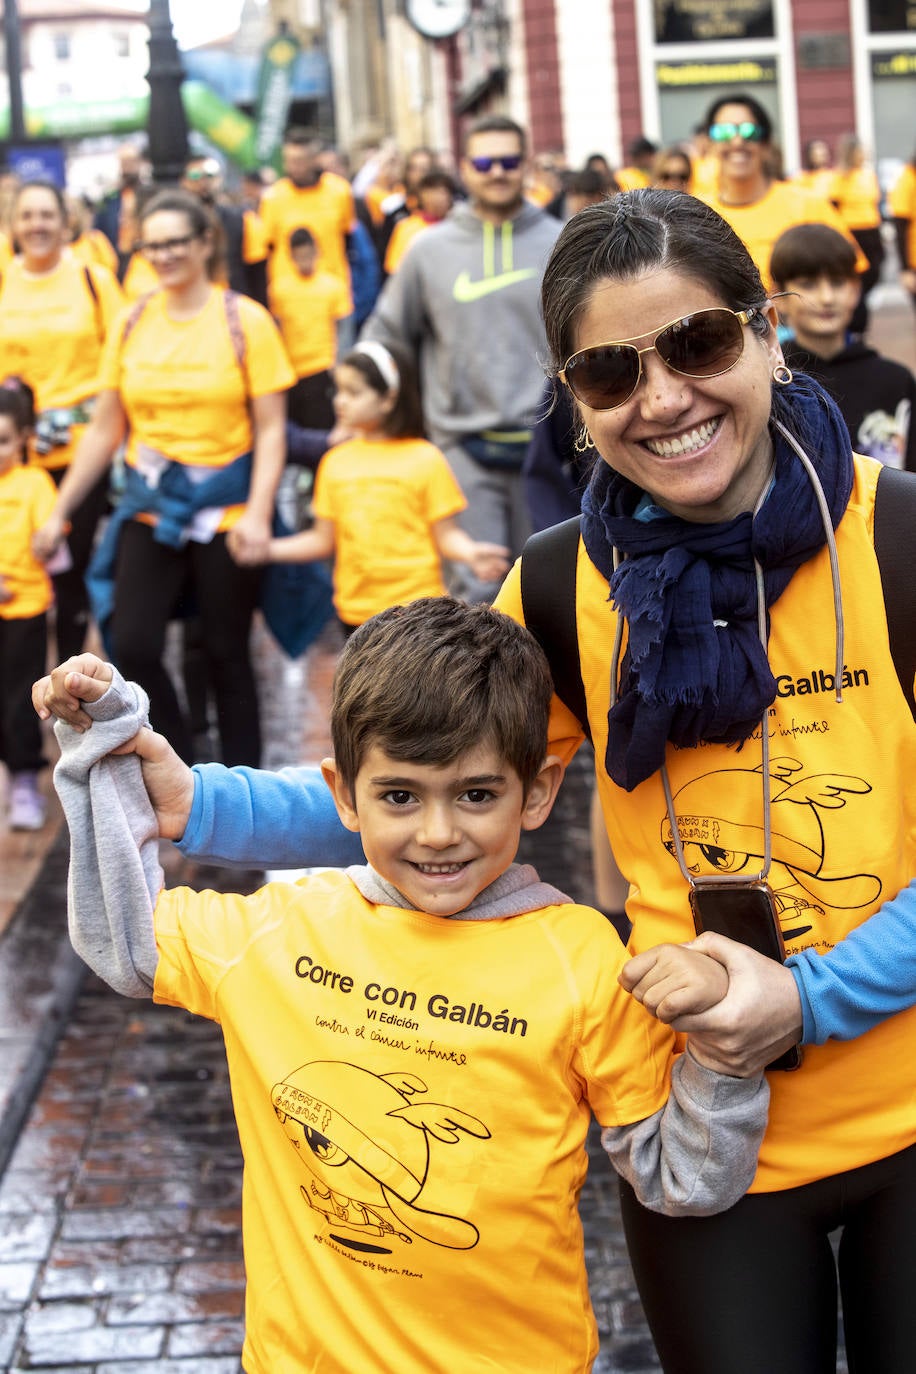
[656, 57, 777, 86]
[654, 0, 775, 44]
[872, 49, 916, 74]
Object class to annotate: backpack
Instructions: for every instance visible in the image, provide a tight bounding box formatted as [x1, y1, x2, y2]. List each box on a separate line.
[519, 464, 916, 735]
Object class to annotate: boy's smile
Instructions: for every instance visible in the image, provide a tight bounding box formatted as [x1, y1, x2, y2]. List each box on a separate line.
[322, 742, 561, 917]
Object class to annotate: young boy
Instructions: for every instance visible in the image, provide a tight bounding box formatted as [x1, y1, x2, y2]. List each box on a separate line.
[771, 222, 916, 470]
[50, 598, 767, 1374]
[269, 225, 351, 430]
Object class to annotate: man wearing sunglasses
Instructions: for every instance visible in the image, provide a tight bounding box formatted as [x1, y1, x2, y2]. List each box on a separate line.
[697, 92, 865, 293]
[361, 114, 561, 603]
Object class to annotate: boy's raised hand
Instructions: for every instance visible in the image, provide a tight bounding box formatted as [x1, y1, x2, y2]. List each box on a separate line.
[32, 654, 195, 840]
[32, 653, 113, 730]
[620, 942, 728, 1024]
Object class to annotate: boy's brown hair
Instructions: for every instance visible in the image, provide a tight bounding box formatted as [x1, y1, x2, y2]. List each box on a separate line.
[770, 223, 858, 288]
[330, 598, 553, 794]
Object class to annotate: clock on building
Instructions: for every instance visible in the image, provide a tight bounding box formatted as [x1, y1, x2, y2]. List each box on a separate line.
[405, 0, 472, 39]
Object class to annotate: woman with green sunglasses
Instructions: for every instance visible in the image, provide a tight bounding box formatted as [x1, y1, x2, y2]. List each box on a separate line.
[698, 91, 864, 293]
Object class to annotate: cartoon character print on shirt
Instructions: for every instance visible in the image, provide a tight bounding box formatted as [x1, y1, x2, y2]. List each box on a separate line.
[855, 400, 912, 468]
[271, 1060, 490, 1255]
[661, 756, 881, 942]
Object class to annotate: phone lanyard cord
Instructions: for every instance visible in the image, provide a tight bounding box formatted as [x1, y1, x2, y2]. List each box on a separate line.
[606, 439, 845, 891]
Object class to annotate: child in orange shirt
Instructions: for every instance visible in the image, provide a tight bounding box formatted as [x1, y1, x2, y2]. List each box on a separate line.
[262, 341, 511, 631]
[0, 379, 57, 829]
[269, 227, 351, 430]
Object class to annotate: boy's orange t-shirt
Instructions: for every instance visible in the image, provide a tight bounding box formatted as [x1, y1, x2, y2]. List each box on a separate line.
[269, 268, 350, 378]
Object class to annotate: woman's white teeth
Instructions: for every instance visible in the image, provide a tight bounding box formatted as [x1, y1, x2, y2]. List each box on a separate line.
[646, 418, 719, 457]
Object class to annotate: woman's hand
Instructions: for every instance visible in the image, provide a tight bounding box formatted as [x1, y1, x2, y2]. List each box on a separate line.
[32, 510, 67, 562]
[226, 509, 272, 565]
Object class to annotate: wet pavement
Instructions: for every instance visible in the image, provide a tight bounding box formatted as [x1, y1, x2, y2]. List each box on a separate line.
[3, 277, 912, 1369]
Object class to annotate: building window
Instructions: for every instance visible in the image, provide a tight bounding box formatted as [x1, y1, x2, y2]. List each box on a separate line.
[53, 31, 72, 61]
[113, 31, 130, 58]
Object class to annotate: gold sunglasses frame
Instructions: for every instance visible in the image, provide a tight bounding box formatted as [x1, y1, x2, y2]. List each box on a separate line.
[558, 305, 764, 411]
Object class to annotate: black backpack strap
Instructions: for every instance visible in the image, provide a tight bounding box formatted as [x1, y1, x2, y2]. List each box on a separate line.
[520, 516, 591, 740]
[875, 463, 916, 723]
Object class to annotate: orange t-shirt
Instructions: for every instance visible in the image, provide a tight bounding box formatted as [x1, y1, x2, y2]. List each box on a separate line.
[829, 167, 882, 232]
[0, 463, 57, 618]
[269, 268, 350, 378]
[98, 285, 295, 471]
[312, 435, 466, 625]
[0, 253, 124, 469]
[383, 213, 432, 275]
[698, 181, 869, 290]
[259, 173, 355, 301]
[70, 229, 119, 275]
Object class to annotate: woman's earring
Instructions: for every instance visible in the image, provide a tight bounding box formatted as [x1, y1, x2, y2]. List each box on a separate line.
[772, 363, 793, 386]
[574, 424, 594, 453]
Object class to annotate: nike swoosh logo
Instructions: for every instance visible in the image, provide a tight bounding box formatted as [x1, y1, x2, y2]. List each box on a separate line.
[452, 268, 538, 302]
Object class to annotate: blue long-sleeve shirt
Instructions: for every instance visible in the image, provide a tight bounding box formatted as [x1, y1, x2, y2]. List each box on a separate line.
[178, 764, 916, 1044]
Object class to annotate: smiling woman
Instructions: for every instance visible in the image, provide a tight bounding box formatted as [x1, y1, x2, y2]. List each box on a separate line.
[490, 186, 916, 1372]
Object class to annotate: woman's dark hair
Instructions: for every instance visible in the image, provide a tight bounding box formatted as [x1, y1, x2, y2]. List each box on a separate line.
[541, 188, 770, 374]
[339, 341, 425, 440]
[0, 376, 36, 435]
[14, 179, 67, 218]
[704, 91, 773, 143]
[139, 186, 225, 282]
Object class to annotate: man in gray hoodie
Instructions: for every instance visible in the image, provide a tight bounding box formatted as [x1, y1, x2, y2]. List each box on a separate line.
[362, 115, 562, 602]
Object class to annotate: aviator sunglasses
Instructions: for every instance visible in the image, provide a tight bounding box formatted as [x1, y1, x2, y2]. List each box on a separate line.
[559, 306, 764, 411]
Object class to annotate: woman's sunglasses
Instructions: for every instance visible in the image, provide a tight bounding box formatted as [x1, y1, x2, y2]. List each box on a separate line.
[559, 306, 764, 411]
[709, 121, 765, 143]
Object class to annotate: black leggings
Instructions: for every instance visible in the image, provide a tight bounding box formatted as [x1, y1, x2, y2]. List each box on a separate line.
[619, 1141, 916, 1373]
[49, 467, 110, 661]
[0, 613, 47, 773]
[110, 521, 262, 766]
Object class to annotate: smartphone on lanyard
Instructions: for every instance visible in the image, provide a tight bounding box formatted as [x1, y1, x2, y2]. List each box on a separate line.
[689, 882, 803, 1072]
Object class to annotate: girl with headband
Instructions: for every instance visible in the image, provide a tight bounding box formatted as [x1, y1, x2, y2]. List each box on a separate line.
[261, 340, 510, 634]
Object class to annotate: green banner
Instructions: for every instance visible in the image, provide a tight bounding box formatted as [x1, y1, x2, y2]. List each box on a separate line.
[181, 80, 258, 170]
[0, 82, 259, 172]
[0, 95, 148, 140]
[253, 29, 301, 169]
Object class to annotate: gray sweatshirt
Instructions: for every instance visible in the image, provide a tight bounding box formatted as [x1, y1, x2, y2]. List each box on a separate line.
[362, 199, 561, 451]
[54, 670, 769, 1218]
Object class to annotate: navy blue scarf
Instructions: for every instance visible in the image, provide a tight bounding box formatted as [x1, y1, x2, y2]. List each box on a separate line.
[580, 378, 853, 791]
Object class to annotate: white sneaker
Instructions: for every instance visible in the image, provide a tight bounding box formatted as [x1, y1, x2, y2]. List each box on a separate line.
[9, 773, 46, 831]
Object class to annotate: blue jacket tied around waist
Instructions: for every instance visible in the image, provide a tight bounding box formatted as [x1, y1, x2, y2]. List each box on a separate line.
[87, 454, 332, 660]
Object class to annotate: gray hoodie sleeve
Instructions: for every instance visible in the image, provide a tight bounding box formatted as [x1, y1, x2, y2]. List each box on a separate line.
[52, 668, 162, 998]
[601, 1051, 769, 1216]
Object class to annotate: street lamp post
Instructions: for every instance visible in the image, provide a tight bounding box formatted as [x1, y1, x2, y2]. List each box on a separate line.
[146, 0, 190, 184]
[2, 0, 26, 143]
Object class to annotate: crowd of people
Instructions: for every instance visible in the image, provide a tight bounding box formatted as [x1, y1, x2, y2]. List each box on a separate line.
[5, 91, 916, 1373]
